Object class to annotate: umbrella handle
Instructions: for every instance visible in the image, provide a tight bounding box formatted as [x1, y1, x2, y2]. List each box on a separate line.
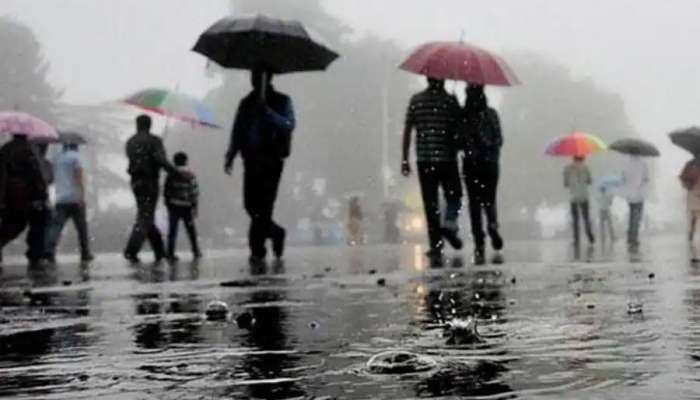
[260, 71, 267, 104]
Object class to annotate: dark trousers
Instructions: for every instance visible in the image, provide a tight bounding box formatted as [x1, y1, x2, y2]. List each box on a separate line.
[46, 203, 91, 258]
[571, 201, 595, 244]
[416, 161, 463, 251]
[167, 205, 200, 256]
[463, 160, 503, 252]
[628, 202, 644, 246]
[125, 180, 165, 258]
[243, 158, 285, 258]
[0, 206, 48, 261]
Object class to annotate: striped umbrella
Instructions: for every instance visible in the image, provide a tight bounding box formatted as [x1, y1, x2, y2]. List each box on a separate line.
[123, 88, 220, 128]
[545, 131, 607, 157]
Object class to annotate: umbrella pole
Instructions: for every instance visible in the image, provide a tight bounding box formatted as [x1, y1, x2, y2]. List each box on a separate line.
[260, 71, 267, 104]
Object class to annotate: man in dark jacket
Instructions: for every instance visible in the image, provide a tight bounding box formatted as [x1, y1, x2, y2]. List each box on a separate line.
[123, 114, 178, 263]
[225, 70, 295, 264]
[0, 134, 49, 265]
[461, 84, 504, 265]
[402, 77, 463, 258]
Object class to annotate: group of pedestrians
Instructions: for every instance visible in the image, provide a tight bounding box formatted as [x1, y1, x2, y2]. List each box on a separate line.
[0, 134, 92, 266]
[562, 154, 650, 251]
[401, 78, 504, 265]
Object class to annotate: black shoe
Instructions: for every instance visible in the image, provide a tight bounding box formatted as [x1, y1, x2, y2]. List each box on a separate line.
[167, 254, 180, 263]
[491, 251, 505, 265]
[473, 250, 486, 266]
[193, 250, 202, 260]
[272, 230, 286, 258]
[442, 228, 463, 250]
[249, 255, 266, 266]
[425, 247, 444, 259]
[123, 252, 140, 264]
[81, 254, 95, 263]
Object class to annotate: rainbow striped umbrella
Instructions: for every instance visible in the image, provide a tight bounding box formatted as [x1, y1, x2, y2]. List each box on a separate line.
[545, 131, 607, 157]
[124, 88, 220, 128]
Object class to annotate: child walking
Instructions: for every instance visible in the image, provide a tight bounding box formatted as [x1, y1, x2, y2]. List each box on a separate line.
[164, 152, 201, 261]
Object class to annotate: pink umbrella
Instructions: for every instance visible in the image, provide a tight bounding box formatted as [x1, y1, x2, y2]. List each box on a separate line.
[400, 41, 520, 86]
[0, 111, 58, 140]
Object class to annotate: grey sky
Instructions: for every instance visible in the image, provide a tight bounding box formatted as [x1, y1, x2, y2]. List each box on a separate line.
[3, 0, 699, 213]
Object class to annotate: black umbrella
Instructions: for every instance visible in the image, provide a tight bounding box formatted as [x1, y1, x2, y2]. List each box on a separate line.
[34, 130, 87, 145]
[608, 138, 660, 157]
[192, 15, 339, 73]
[670, 126, 700, 155]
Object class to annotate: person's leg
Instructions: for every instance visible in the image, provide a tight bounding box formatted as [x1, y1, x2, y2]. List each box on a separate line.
[464, 164, 485, 257]
[571, 202, 580, 245]
[264, 160, 286, 258]
[243, 160, 267, 259]
[417, 162, 443, 253]
[181, 207, 201, 257]
[0, 211, 29, 250]
[440, 161, 463, 249]
[26, 205, 49, 263]
[70, 204, 93, 259]
[483, 163, 503, 251]
[690, 213, 697, 242]
[125, 183, 150, 258]
[143, 188, 166, 260]
[630, 202, 643, 246]
[599, 210, 606, 245]
[581, 201, 595, 243]
[166, 206, 180, 258]
[45, 204, 70, 259]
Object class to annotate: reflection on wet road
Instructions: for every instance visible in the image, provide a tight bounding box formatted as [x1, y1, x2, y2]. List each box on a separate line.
[1, 238, 700, 399]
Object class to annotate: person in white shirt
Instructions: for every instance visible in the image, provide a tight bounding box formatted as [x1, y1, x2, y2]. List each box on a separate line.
[621, 155, 649, 248]
[44, 143, 93, 262]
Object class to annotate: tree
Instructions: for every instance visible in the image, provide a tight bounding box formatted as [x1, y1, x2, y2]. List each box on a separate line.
[498, 53, 639, 227]
[0, 17, 60, 122]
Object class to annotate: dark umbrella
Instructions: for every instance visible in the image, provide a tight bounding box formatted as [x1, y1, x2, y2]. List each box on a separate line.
[608, 138, 660, 157]
[670, 126, 700, 155]
[34, 130, 87, 145]
[192, 15, 339, 73]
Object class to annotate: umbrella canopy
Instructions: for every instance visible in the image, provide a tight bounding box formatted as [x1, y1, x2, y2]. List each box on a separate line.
[399, 41, 520, 86]
[670, 126, 700, 155]
[34, 130, 87, 145]
[0, 111, 58, 140]
[192, 15, 339, 73]
[609, 138, 660, 157]
[124, 88, 219, 128]
[545, 131, 607, 157]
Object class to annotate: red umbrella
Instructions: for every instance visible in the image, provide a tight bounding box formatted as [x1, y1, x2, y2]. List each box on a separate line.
[400, 41, 520, 86]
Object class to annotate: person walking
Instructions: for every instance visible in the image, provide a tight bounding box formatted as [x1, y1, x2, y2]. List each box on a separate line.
[347, 196, 364, 246]
[598, 185, 616, 245]
[224, 70, 295, 264]
[564, 156, 595, 246]
[44, 142, 94, 262]
[124, 114, 179, 264]
[0, 134, 49, 266]
[460, 84, 504, 265]
[164, 152, 201, 262]
[401, 77, 463, 258]
[621, 155, 649, 249]
[680, 154, 700, 242]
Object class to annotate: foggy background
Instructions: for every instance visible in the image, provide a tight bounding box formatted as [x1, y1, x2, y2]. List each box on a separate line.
[1, 0, 698, 252]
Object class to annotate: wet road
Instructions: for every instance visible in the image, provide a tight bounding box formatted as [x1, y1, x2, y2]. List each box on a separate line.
[1, 238, 700, 399]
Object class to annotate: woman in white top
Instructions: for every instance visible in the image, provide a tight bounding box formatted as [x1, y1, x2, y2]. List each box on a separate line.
[621, 155, 649, 248]
[680, 155, 700, 242]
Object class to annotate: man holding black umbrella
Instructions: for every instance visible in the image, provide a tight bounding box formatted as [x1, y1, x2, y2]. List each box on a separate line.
[225, 70, 295, 264]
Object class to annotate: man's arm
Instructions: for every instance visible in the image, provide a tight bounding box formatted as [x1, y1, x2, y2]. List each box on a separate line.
[154, 139, 178, 175]
[0, 153, 6, 210]
[265, 97, 295, 133]
[191, 175, 199, 216]
[225, 102, 245, 174]
[74, 163, 85, 204]
[402, 100, 415, 176]
[491, 109, 503, 149]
